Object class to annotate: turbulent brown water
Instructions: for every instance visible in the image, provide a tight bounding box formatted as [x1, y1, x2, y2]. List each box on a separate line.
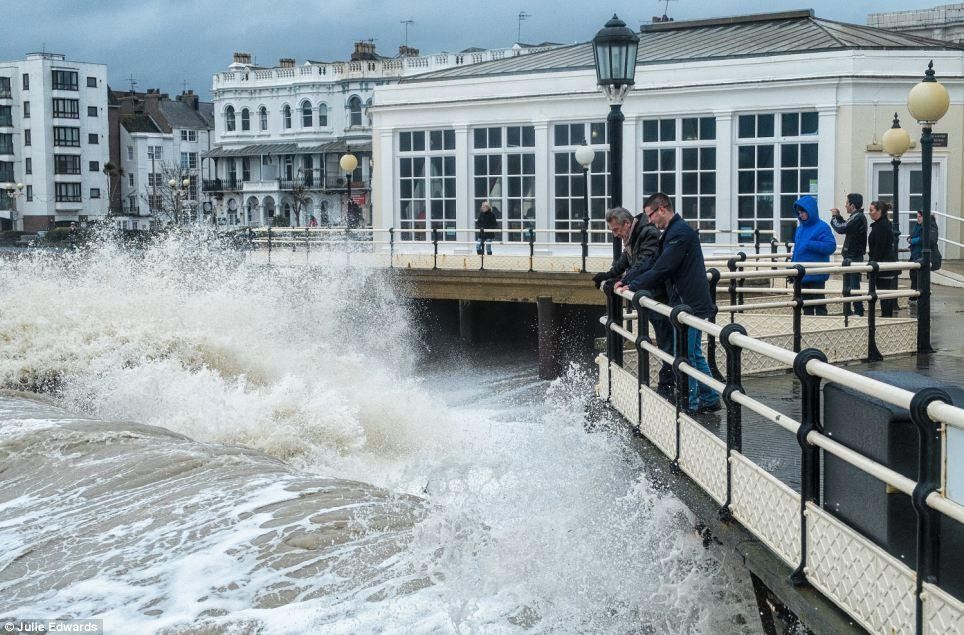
[0, 231, 760, 633]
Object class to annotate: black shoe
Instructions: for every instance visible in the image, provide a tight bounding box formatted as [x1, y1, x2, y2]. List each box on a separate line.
[685, 401, 723, 416]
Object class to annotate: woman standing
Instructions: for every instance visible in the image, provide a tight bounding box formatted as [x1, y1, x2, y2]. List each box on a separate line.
[867, 201, 897, 317]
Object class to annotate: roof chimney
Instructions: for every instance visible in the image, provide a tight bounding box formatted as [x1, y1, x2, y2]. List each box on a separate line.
[232, 52, 252, 65]
[351, 40, 377, 61]
[179, 90, 200, 111]
[279, 58, 295, 68]
[398, 45, 420, 57]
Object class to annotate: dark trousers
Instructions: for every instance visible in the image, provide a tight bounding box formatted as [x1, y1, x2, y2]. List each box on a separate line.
[801, 280, 828, 316]
[842, 258, 864, 317]
[649, 313, 675, 389]
[877, 276, 898, 317]
[910, 268, 919, 292]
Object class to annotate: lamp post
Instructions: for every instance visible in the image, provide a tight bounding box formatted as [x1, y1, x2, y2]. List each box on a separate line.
[592, 14, 639, 261]
[2, 182, 24, 230]
[339, 152, 358, 226]
[575, 143, 595, 271]
[907, 60, 949, 354]
[881, 112, 911, 259]
[168, 177, 191, 225]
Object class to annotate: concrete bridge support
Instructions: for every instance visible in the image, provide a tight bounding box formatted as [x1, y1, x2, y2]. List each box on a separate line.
[458, 300, 476, 343]
[537, 296, 559, 380]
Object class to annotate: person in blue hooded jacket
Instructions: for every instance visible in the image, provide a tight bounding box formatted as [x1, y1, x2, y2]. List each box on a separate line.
[790, 196, 837, 316]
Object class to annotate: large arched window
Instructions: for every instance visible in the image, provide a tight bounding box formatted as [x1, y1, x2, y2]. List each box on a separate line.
[282, 105, 291, 129]
[348, 96, 362, 127]
[240, 107, 250, 131]
[318, 103, 328, 127]
[259, 106, 268, 131]
[302, 101, 312, 128]
[225, 105, 236, 132]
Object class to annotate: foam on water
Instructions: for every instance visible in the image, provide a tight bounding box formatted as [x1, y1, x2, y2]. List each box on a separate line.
[0, 231, 759, 633]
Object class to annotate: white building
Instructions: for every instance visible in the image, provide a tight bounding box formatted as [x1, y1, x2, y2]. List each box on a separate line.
[869, 3, 964, 44]
[0, 52, 109, 232]
[113, 89, 214, 230]
[371, 10, 964, 258]
[206, 41, 560, 227]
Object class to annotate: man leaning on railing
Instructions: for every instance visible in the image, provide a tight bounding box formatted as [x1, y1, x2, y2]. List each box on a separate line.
[593, 206, 675, 398]
[616, 192, 721, 415]
[830, 193, 868, 317]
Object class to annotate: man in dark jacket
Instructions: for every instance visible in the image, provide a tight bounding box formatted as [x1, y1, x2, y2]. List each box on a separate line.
[618, 193, 720, 414]
[476, 200, 498, 255]
[790, 195, 836, 316]
[830, 193, 868, 317]
[593, 207, 673, 396]
[592, 207, 660, 287]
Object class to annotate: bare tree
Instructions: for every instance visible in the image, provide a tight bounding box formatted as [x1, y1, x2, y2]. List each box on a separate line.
[102, 162, 125, 214]
[289, 180, 311, 227]
[141, 163, 196, 226]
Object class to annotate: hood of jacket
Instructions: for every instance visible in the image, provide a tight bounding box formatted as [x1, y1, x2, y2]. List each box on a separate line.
[794, 196, 820, 226]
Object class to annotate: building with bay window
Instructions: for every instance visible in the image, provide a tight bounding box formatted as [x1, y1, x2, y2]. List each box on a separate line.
[371, 10, 964, 258]
[0, 52, 109, 232]
[207, 41, 560, 227]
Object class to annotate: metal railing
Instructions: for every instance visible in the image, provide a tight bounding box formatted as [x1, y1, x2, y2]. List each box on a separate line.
[598, 281, 964, 634]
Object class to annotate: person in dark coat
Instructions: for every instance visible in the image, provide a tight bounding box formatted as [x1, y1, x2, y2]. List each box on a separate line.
[906, 210, 940, 301]
[593, 206, 673, 396]
[867, 201, 897, 317]
[618, 193, 720, 414]
[475, 200, 498, 255]
[790, 195, 837, 316]
[830, 193, 868, 317]
[592, 207, 660, 287]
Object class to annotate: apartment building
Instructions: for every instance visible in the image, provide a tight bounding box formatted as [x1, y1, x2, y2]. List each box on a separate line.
[0, 52, 109, 232]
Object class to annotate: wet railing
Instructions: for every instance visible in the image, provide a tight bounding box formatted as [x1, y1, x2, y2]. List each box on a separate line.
[597, 279, 964, 634]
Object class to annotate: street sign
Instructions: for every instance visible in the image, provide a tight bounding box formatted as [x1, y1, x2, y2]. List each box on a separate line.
[933, 133, 948, 147]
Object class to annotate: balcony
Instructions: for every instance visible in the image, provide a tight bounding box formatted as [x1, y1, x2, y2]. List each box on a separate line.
[202, 178, 241, 192]
[0, 90, 11, 100]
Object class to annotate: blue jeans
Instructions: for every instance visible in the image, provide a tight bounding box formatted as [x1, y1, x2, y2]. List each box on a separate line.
[475, 238, 492, 255]
[679, 326, 719, 411]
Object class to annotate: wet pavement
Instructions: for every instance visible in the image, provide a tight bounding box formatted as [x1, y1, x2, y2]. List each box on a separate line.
[683, 284, 963, 491]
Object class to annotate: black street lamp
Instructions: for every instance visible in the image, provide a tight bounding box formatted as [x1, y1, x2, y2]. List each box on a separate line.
[339, 152, 358, 226]
[592, 14, 639, 261]
[2, 182, 24, 230]
[907, 60, 949, 354]
[881, 112, 910, 259]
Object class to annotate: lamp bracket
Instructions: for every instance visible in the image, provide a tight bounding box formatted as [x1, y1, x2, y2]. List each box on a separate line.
[600, 84, 630, 105]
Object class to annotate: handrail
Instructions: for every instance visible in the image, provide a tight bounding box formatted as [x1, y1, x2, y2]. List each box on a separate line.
[599, 281, 963, 631]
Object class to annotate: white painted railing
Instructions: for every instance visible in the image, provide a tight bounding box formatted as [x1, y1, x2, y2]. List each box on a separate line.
[598, 283, 964, 634]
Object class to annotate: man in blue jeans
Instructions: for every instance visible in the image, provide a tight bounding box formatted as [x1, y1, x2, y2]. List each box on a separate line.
[616, 193, 720, 415]
[830, 193, 868, 317]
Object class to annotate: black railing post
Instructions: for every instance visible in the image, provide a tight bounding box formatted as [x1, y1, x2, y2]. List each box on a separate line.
[389, 226, 395, 268]
[603, 282, 617, 399]
[792, 264, 805, 353]
[753, 228, 762, 255]
[909, 387, 951, 635]
[727, 257, 739, 324]
[267, 225, 272, 264]
[719, 322, 748, 522]
[706, 268, 724, 381]
[612, 289, 624, 367]
[790, 348, 829, 587]
[770, 238, 779, 272]
[736, 251, 747, 308]
[432, 225, 439, 270]
[479, 226, 486, 271]
[867, 262, 883, 362]
[632, 290, 654, 426]
[528, 228, 535, 272]
[581, 216, 590, 273]
[669, 304, 693, 475]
